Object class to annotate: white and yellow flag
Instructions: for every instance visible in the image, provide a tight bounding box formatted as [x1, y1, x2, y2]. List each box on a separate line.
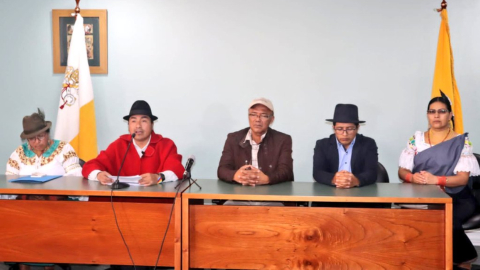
[431, 9, 463, 134]
[55, 14, 98, 161]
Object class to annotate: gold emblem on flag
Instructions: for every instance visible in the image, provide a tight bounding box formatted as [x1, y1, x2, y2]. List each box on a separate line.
[60, 66, 79, 109]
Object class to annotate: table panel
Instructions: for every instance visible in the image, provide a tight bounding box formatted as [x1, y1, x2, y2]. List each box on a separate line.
[187, 205, 445, 269]
[0, 176, 189, 269]
[182, 180, 452, 269]
[0, 199, 176, 266]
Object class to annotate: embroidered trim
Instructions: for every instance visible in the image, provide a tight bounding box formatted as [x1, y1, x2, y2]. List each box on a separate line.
[21, 143, 35, 158]
[17, 146, 36, 165]
[461, 137, 474, 156]
[407, 135, 418, 155]
[44, 140, 61, 157]
[20, 140, 62, 159]
[408, 135, 415, 147]
[65, 163, 81, 172]
[7, 158, 20, 171]
[63, 151, 78, 161]
[41, 141, 66, 166]
[465, 137, 472, 146]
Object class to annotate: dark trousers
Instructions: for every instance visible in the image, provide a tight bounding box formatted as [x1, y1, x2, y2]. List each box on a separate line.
[448, 186, 478, 264]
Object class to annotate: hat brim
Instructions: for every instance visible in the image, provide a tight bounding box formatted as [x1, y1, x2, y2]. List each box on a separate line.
[325, 119, 365, 124]
[20, 121, 52, 139]
[123, 114, 158, 121]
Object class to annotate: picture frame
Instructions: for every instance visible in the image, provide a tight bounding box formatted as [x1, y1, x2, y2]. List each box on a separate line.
[52, 9, 108, 74]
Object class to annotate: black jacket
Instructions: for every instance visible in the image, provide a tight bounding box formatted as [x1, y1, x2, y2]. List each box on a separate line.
[313, 134, 378, 186]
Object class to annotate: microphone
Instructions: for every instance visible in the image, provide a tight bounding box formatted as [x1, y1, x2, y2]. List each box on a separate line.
[182, 155, 195, 180]
[176, 154, 201, 190]
[111, 133, 136, 190]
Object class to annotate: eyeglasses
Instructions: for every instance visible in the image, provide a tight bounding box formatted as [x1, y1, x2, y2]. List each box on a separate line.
[427, 109, 449, 115]
[249, 113, 271, 120]
[334, 127, 356, 134]
[27, 133, 47, 142]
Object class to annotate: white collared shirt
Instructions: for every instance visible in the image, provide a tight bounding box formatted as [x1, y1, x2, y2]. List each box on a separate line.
[243, 129, 267, 169]
[133, 135, 151, 158]
[336, 137, 356, 172]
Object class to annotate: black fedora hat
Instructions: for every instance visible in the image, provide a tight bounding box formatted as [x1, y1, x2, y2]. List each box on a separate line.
[123, 100, 158, 121]
[326, 104, 365, 124]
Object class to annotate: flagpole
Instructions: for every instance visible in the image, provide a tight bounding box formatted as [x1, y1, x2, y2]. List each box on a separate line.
[74, 0, 81, 18]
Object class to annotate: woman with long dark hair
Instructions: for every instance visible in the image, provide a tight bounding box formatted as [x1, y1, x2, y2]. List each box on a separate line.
[398, 92, 480, 269]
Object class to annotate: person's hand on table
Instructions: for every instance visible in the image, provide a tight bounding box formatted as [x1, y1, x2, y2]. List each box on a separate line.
[233, 165, 269, 186]
[420, 171, 437, 185]
[242, 167, 269, 186]
[139, 173, 160, 186]
[411, 172, 426, 185]
[97, 171, 113, 185]
[334, 170, 359, 189]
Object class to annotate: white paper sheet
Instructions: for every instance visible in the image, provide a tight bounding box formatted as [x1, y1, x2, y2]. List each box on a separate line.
[107, 175, 142, 186]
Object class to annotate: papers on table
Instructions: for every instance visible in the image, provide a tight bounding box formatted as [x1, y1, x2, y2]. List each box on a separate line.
[107, 175, 142, 186]
[105, 175, 179, 186]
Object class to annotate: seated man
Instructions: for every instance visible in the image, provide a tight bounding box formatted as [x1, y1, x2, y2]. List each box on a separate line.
[218, 97, 294, 190]
[82, 100, 185, 185]
[313, 104, 378, 188]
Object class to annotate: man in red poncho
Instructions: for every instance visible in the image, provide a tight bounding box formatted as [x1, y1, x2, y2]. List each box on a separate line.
[82, 100, 185, 185]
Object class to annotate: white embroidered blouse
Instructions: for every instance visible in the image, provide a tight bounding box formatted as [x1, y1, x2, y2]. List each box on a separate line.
[398, 131, 480, 176]
[3, 140, 83, 200]
[6, 140, 82, 176]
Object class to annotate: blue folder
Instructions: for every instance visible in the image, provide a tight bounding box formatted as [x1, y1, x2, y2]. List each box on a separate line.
[9, 175, 62, 183]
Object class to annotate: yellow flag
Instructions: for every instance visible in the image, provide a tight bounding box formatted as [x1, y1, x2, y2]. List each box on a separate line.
[55, 14, 98, 161]
[431, 9, 463, 134]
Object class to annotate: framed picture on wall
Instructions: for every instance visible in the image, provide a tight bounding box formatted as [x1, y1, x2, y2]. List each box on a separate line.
[52, 9, 108, 74]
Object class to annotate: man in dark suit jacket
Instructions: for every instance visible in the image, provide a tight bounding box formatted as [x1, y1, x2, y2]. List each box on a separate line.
[218, 98, 293, 186]
[313, 104, 378, 188]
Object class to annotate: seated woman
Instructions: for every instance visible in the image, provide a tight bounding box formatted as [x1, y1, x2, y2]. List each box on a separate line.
[5, 109, 82, 179]
[398, 92, 480, 269]
[4, 109, 83, 270]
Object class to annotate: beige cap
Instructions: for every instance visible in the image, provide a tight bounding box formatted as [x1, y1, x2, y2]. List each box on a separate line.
[249, 97, 274, 112]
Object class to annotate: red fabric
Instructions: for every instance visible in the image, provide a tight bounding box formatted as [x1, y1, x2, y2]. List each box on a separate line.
[437, 175, 447, 186]
[405, 173, 412, 183]
[82, 132, 185, 178]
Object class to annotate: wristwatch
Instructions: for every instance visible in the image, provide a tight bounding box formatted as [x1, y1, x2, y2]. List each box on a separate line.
[157, 173, 165, 184]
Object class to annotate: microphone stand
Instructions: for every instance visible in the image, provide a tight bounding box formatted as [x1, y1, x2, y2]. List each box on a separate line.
[111, 134, 135, 190]
[175, 170, 201, 189]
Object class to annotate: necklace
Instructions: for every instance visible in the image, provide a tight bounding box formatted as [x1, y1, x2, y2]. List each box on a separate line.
[427, 128, 450, 147]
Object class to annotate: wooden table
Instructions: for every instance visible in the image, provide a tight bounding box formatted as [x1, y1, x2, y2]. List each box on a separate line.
[182, 180, 452, 269]
[0, 175, 186, 269]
